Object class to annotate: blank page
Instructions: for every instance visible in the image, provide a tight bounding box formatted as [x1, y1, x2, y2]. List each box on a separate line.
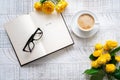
[30, 12, 74, 54]
[4, 15, 46, 66]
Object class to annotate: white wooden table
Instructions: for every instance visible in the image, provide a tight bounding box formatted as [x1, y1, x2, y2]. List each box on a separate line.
[0, 0, 120, 80]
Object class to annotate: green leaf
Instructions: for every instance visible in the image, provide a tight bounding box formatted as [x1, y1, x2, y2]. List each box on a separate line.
[84, 68, 100, 75]
[109, 56, 117, 65]
[40, 0, 46, 3]
[119, 66, 120, 71]
[90, 70, 105, 80]
[89, 54, 98, 60]
[113, 68, 120, 79]
[110, 46, 120, 56]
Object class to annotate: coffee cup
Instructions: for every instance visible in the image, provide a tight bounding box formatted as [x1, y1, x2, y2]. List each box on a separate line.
[70, 10, 99, 38]
[76, 11, 98, 32]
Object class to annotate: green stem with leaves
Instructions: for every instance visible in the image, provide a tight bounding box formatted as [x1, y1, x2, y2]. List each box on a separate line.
[107, 74, 113, 80]
[40, 0, 61, 4]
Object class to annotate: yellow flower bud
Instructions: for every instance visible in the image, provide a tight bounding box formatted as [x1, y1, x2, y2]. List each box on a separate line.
[95, 43, 103, 50]
[91, 61, 100, 68]
[97, 56, 107, 65]
[34, 2, 42, 11]
[93, 49, 103, 57]
[115, 56, 120, 62]
[60, 0, 68, 8]
[103, 44, 110, 51]
[55, 0, 68, 13]
[105, 64, 116, 73]
[106, 40, 118, 49]
[103, 53, 111, 62]
[42, 1, 55, 14]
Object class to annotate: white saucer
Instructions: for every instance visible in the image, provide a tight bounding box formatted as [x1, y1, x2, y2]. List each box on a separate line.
[70, 10, 100, 38]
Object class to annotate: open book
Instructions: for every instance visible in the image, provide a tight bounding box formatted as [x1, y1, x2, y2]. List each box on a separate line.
[4, 11, 74, 66]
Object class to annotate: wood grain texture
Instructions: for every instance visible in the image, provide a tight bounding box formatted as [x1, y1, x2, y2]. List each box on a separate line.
[0, 0, 120, 80]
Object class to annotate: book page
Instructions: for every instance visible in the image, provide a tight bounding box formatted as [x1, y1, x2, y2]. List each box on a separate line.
[4, 15, 46, 65]
[30, 11, 74, 54]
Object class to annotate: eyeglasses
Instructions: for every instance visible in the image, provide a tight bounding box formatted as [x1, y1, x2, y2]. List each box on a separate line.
[23, 28, 43, 52]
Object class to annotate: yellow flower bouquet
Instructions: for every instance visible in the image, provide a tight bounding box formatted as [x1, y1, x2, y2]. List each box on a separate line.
[34, 0, 68, 14]
[84, 40, 120, 80]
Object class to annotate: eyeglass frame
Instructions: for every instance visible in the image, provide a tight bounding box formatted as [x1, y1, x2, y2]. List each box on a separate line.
[23, 28, 43, 52]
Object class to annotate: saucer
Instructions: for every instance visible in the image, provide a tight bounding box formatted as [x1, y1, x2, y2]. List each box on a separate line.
[70, 10, 100, 38]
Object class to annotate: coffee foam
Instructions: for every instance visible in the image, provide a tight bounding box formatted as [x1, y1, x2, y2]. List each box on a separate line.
[77, 14, 95, 31]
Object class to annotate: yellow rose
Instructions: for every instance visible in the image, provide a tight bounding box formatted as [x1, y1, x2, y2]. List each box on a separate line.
[103, 53, 111, 62]
[59, 0, 68, 8]
[103, 44, 110, 51]
[115, 56, 120, 62]
[93, 49, 103, 57]
[105, 64, 116, 73]
[97, 56, 107, 65]
[55, 0, 68, 13]
[106, 40, 118, 49]
[34, 2, 42, 11]
[91, 61, 100, 68]
[95, 43, 103, 50]
[42, 1, 55, 14]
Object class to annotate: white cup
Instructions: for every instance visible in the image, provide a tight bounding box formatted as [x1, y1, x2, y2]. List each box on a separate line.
[76, 11, 98, 32]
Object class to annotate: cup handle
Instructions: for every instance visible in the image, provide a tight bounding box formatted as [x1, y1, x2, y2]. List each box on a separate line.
[95, 21, 99, 24]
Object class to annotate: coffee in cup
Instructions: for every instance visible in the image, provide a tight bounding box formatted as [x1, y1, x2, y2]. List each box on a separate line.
[77, 14, 95, 31]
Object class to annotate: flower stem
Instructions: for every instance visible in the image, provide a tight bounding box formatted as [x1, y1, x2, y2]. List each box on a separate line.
[107, 74, 114, 80]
